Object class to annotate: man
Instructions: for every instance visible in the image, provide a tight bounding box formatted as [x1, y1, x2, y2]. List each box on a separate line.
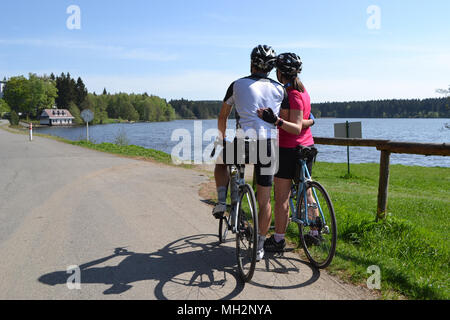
[212, 45, 290, 261]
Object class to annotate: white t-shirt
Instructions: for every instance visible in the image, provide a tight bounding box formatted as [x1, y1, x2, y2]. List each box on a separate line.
[224, 74, 290, 140]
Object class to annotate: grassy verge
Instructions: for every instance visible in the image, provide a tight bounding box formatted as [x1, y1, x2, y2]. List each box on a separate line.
[70, 140, 176, 166]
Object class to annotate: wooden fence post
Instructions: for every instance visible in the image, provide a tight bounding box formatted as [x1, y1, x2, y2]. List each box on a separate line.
[377, 150, 391, 221]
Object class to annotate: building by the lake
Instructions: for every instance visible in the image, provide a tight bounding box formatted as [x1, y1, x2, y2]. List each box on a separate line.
[40, 109, 75, 126]
[0, 80, 5, 99]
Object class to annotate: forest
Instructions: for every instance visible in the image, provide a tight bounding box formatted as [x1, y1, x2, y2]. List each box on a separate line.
[1, 73, 176, 124]
[311, 97, 449, 118]
[1, 73, 448, 125]
[169, 96, 449, 119]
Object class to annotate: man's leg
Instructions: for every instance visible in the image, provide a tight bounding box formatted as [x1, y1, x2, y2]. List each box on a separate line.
[213, 163, 229, 218]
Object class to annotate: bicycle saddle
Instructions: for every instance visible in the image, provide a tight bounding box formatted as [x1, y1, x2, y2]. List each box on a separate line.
[295, 146, 318, 161]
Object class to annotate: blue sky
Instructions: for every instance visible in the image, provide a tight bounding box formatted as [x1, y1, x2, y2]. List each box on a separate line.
[0, 0, 449, 102]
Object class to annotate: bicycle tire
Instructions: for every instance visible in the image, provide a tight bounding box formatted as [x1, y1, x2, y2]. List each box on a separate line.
[297, 181, 337, 268]
[235, 183, 258, 282]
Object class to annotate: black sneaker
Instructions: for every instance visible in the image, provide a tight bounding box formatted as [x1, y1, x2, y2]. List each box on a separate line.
[263, 235, 286, 252]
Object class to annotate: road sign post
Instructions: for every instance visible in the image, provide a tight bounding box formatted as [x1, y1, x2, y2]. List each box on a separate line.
[334, 121, 362, 175]
[81, 109, 94, 142]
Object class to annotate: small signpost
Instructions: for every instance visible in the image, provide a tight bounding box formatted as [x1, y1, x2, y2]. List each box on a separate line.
[334, 121, 362, 175]
[81, 109, 94, 142]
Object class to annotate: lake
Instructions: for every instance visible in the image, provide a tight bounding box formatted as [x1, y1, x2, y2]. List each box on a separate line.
[35, 118, 450, 167]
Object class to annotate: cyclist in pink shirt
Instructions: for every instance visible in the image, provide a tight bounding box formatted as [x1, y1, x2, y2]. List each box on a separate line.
[257, 52, 317, 252]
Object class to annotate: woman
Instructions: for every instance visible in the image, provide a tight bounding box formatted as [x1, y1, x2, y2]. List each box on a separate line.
[257, 52, 317, 252]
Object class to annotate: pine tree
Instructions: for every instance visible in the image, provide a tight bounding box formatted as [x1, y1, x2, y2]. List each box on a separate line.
[75, 77, 88, 107]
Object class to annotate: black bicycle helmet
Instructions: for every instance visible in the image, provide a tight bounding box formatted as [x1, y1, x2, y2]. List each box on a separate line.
[251, 45, 277, 73]
[276, 52, 303, 76]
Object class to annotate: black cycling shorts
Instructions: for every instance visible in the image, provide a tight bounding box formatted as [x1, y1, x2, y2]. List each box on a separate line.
[217, 139, 276, 187]
[275, 145, 315, 180]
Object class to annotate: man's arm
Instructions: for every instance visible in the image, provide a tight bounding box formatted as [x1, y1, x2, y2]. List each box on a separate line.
[218, 102, 232, 140]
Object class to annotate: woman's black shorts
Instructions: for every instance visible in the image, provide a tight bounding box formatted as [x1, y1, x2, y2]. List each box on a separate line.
[275, 145, 315, 180]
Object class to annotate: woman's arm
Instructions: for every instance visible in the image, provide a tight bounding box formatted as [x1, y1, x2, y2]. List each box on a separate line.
[257, 108, 303, 135]
[278, 108, 303, 135]
[302, 118, 314, 128]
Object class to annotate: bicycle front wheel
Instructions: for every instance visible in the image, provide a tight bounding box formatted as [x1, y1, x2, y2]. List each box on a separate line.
[298, 181, 337, 268]
[235, 184, 258, 282]
[219, 212, 230, 244]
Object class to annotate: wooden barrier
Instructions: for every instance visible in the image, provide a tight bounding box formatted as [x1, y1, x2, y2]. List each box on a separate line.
[313, 137, 450, 221]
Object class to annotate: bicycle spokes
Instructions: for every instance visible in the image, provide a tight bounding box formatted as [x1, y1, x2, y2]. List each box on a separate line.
[298, 181, 337, 268]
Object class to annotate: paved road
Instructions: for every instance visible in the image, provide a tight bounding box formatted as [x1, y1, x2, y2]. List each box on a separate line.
[0, 122, 376, 300]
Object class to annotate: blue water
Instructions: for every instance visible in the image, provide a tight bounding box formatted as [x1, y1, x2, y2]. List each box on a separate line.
[35, 118, 450, 167]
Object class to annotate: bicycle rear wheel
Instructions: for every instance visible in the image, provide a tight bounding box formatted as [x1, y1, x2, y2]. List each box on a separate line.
[298, 181, 337, 268]
[235, 184, 258, 282]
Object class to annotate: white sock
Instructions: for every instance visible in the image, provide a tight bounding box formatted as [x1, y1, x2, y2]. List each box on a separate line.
[274, 233, 285, 243]
[257, 234, 266, 251]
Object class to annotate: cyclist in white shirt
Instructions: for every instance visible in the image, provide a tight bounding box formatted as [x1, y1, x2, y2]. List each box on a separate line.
[212, 45, 290, 261]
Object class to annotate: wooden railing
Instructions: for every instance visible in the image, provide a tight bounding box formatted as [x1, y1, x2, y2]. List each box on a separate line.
[314, 137, 450, 221]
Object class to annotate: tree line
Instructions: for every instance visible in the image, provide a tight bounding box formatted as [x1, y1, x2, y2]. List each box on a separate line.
[170, 96, 449, 119]
[1, 73, 448, 125]
[311, 97, 449, 118]
[169, 99, 236, 119]
[1, 73, 177, 124]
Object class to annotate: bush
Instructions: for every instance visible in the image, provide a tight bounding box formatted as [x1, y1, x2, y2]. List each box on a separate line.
[113, 128, 130, 146]
[10, 110, 19, 125]
[0, 99, 11, 117]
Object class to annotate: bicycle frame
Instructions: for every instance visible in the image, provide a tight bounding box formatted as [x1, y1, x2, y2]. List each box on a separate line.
[289, 159, 327, 227]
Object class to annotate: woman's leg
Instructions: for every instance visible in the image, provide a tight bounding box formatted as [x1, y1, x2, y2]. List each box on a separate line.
[305, 158, 319, 223]
[274, 176, 292, 235]
[307, 188, 319, 221]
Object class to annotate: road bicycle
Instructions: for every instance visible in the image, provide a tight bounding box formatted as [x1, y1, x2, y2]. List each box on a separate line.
[289, 146, 337, 268]
[213, 138, 259, 282]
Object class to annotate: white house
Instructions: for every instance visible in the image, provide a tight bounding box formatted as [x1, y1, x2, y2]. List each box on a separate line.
[0, 80, 5, 99]
[40, 109, 75, 126]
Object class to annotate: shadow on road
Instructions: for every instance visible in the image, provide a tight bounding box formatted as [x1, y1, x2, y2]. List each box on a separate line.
[38, 234, 319, 299]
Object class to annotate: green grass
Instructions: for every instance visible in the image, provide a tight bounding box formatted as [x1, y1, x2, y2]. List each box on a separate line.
[278, 162, 449, 300]
[70, 140, 177, 165]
